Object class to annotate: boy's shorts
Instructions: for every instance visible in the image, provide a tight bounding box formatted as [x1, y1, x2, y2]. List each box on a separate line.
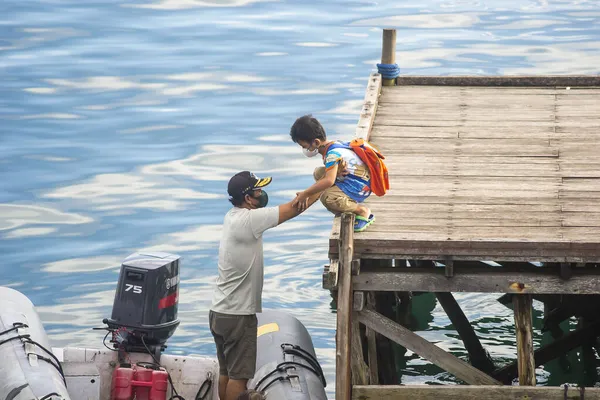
[313, 167, 359, 214]
[209, 310, 258, 380]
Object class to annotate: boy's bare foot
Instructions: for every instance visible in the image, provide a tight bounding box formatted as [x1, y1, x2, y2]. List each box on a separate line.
[355, 205, 371, 219]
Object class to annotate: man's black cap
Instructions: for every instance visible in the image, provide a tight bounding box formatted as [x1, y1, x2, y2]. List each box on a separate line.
[227, 171, 272, 199]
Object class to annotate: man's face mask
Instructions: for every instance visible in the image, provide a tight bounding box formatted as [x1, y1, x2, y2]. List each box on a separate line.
[247, 190, 269, 208]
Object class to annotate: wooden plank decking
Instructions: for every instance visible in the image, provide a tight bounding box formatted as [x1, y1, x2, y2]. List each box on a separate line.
[330, 79, 600, 262]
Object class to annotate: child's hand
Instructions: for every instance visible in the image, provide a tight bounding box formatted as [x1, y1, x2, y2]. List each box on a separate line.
[293, 191, 310, 211]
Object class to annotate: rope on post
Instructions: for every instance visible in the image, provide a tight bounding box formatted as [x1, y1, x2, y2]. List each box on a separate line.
[376, 63, 400, 80]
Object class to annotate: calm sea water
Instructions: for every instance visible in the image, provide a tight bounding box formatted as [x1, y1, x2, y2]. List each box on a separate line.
[2, 0, 600, 397]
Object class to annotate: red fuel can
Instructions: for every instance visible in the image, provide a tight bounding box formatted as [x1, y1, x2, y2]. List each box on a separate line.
[111, 364, 169, 400]
[110, 365, 135, 400]
[148, 369, 169, 400]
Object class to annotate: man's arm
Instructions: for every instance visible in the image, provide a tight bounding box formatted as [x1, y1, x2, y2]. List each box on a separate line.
[292, 163, 339, 211]
[278, 191, 322, 225]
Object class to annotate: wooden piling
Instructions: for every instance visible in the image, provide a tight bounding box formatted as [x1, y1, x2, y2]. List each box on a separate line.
[336, 213, 355, 400]
[351, 320, 369, 385]
[381, 29, 397, 86]
[513, 295, 536, 385]
[365, 292, 379, 385]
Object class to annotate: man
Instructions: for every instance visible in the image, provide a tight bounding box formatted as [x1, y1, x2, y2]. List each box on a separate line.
[209, 171, 323, 400]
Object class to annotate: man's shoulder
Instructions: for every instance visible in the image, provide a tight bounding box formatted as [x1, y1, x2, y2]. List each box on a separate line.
[224, 207, 250, 224]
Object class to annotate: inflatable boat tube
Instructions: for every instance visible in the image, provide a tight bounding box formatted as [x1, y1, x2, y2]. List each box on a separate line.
[250, 310, 327, 400]
[0, 287, 70, 400]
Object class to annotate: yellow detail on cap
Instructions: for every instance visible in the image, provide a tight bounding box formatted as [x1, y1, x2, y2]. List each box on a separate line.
[257, 323, 279, 337]
[255, 177, 272, 188]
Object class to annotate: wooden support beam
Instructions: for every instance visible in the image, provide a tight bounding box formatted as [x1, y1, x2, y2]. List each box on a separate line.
[353, 269, 600, 294]
[373, 291, 398, 384]
[394, 75, 600, 87]
[365, 292, 379, 385]
[381, 29, 396, 87]
[560, 262, 574, 280]
[323, 259, 339, 290]
[513, 295, 536, 385]
[353, 291, 365, 311]
[355, 73, 382, 141]
[356, 308, 501, 385]
[444, 257, 454, 278]
[493, 319, 600, 383]
[335, 213, 354, 400]
[352, 385, 599, 400]
[435, 292, 495, 373]
[351, 319, 369, 385]
[329, 239, 600, 263]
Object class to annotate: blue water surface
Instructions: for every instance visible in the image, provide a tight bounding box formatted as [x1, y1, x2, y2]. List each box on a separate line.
[2, 0, 600, 397]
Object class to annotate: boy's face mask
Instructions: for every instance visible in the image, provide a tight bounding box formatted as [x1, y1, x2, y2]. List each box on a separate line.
[302, 141, 319, 158]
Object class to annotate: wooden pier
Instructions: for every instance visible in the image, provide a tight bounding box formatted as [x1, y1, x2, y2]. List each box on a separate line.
[324, 29, 600, 400]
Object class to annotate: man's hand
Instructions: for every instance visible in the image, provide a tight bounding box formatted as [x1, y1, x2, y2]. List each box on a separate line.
[337, 159, 350, 178]
[292, 191, 310, 212]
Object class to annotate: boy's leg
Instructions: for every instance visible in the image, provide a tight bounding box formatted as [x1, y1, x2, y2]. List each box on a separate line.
[320, 186, 369, 216]
[315, 167, 372, 222]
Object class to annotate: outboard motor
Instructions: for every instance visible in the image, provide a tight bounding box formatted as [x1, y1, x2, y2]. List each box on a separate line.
[103, 252, 180, 359]
[103, 252, 182, 400]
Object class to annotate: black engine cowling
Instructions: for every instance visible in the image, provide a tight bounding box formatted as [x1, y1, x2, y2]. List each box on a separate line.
[104, 252, 180, 355]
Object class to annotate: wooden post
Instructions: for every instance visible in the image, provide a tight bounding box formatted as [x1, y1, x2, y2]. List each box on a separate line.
[336, 213, 355, 400]
[436, 292, 495, 373]
[513, 294, 536, 385]
[493, 319, 600, 383]
[351, 320, 369, 385]
[381, 29, 397, 86]
[366, 293, 379, 384]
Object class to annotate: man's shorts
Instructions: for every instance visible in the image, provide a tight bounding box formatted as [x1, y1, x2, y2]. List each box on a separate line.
[209, 310, 258, 380]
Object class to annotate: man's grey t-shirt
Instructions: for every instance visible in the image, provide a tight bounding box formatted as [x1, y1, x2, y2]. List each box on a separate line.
[210, 206, 279, 315]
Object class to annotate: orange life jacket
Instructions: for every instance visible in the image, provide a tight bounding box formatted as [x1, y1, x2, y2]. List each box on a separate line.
[349, 138, 390, 197]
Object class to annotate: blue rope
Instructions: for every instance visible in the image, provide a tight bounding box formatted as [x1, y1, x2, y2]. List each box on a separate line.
[377, 63, 400, 79]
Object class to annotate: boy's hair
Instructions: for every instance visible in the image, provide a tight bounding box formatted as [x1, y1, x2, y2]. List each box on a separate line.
[236, 390, 264, 400]
[290, 114, 327, 143]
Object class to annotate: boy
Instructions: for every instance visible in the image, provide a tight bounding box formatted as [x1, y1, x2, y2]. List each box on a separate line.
[290, 114, 374, 232]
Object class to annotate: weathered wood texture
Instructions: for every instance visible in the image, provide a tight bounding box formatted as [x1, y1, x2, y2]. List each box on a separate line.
[356, 74, 382, 141]
[380, 29, 396, 87]
[335, 213, 354, 400]
[351, 269, 600, 294]
[396, 76, 600, 86]
[351, 319, 369, 385]
[356, 308, 501, 385]
[365, 293, 378, 385]
[352, 385, 600, 400]
[329, 84, 600, 262]
[513, 295, 536, 385]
